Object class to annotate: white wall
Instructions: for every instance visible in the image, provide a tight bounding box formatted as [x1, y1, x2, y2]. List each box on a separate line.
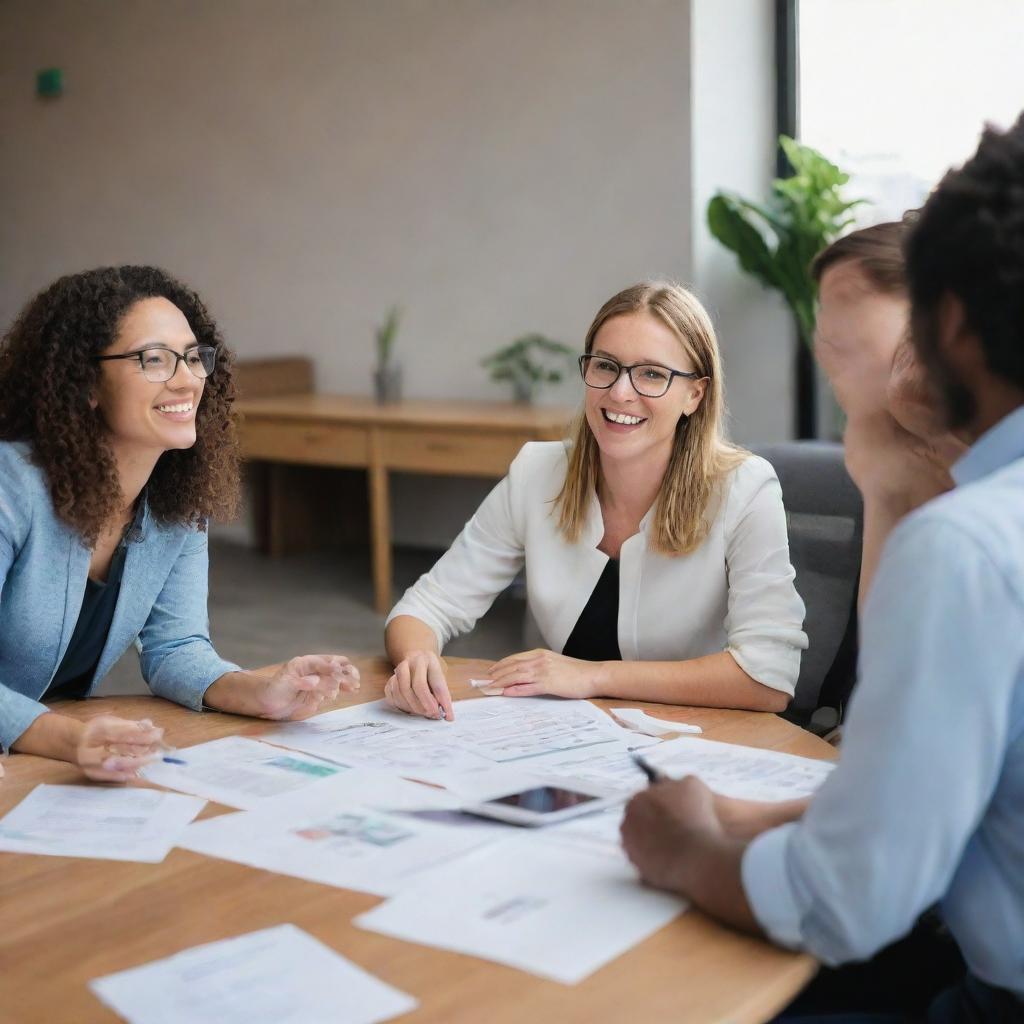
[0, 0, 788, 549]
[689, 0, 794, 444]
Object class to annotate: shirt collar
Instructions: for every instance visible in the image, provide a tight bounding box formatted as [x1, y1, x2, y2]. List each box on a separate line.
[952, 404, 1024, 487]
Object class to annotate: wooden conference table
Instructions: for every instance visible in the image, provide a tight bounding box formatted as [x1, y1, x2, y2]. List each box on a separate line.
[0, 657, 835, 1024]
[235, 394, 573, 614]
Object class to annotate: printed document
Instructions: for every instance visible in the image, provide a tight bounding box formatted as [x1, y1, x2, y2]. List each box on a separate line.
[141, 735, 348, 810]
[261, 697, 648, 784]
[0, 784, 204, 862]
[89, 924, 416, 1024]
[645, 736, 835, 801]
[356, 832, 685, 984]
[177, 771, 495, 896]
[260, 701, 495, 775]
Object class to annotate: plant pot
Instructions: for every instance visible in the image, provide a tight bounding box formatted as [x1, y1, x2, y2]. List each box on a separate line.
[512, 376, 535, 404]
[374, 364, 402, 404]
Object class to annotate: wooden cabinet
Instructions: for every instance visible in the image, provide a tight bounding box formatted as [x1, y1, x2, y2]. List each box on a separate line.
[236, 395, 571, 612]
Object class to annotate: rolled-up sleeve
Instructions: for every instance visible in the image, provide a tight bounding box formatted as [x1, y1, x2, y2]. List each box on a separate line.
[138, 528, 240, 710]
[724, 461, 808, 694]
[0, 475, 49, 752]
[386, 461, 526, 650]
[741, 516, 1022, 964]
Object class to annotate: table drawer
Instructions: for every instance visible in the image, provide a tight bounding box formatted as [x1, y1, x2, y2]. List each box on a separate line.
[240, 418, 368, 466]
[382, 428, 531, 476]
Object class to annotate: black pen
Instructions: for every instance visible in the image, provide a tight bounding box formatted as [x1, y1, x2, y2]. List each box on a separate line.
[630, 750, 669, 784]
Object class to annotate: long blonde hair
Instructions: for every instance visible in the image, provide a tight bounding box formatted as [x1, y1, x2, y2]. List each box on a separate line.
[554, 281, 747, 555]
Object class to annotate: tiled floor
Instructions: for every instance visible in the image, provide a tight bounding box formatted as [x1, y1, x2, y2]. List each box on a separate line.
[95, 539, 526, 696]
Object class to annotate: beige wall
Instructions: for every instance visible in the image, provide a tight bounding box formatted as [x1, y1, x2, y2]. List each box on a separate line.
[0, 0, 692, 400]
[0, 0, 789, 548]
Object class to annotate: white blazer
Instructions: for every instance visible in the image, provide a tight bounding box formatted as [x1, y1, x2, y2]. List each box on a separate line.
[387, 442, 808, 695]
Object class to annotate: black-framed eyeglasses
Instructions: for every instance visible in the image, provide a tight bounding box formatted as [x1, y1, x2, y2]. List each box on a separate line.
[95, 344, 218, 384]
[578, 353, 703, 399]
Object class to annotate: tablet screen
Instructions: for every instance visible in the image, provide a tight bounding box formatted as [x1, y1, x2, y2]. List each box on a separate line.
[487, 787, 600, 814]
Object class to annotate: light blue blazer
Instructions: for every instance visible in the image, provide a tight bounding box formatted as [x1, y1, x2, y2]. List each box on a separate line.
[0, 440, 240, 751]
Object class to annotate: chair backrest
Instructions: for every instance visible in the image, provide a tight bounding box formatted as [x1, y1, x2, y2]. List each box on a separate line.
[752, 442, 862, 729]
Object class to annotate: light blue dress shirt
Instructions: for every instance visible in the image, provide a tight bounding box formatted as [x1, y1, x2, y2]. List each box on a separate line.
[0, 441, 240, 751]
[742, 405, 1024, 999]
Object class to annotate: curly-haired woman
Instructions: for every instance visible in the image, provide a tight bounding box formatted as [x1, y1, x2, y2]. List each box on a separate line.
[0, 266, 359, 781]
[383, 281, 807, 720]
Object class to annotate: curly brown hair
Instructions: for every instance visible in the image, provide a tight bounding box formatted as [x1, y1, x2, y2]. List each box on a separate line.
[0, 265, 240, 544]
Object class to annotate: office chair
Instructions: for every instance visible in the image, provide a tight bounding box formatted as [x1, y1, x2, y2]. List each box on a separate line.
[753, 442, 863, 734]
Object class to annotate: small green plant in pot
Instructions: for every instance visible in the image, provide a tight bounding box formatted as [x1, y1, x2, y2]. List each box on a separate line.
[373, 305, 402, 404]
[482, 333, 576, 404]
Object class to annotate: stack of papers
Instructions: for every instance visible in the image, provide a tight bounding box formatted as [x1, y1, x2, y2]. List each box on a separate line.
[0, 785, 204, 863]
[261, 697, 653, 782]
[4, 694, 834, 991]
[90, 924, 416, 1024]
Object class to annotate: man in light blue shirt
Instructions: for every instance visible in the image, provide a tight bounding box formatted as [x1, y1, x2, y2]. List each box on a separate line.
[621, 115, 1024, 1024]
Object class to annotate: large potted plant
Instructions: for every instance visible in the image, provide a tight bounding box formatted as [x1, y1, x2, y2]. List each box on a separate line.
[708, 136, 863, 349]
[707, 136, 864, 435]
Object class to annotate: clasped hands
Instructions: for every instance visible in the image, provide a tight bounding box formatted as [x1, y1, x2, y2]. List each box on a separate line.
[384, 647, 599, 720]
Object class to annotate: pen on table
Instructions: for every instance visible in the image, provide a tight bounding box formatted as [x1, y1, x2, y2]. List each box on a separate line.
[630, 751, 669, 785]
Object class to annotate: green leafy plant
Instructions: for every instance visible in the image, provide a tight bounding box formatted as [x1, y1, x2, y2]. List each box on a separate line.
[707, 136, 865, 347]
[482, 333, 576, 403]
[375, 305, 401, 367]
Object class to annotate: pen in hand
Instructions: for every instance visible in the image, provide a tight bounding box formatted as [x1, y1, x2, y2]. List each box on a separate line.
[631, 751, 669, 785]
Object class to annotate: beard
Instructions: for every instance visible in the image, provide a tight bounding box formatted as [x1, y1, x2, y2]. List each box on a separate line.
[911, 305, 977, 432]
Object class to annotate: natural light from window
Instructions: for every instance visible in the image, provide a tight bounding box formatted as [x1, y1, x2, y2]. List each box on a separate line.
[800, 0, 1024, 221]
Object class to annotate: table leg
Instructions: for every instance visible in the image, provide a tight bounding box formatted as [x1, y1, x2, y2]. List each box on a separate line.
[368, 431, 392, 615]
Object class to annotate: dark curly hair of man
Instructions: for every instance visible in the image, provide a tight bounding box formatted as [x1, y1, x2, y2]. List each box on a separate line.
[906, 112, 1024, 427]
[0, 265, 240, 544]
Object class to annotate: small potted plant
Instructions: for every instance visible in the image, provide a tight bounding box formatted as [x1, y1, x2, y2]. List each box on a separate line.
[482, 333, 576, 404]
[373, 305, 402, 404]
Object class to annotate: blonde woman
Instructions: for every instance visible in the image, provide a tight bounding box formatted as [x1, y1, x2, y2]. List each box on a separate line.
[384, 282, 807, 720]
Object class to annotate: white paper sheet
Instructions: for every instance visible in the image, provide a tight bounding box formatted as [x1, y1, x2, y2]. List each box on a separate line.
[644, 736, 835, 801]
[89, 924, 416, 1024]
[177, 771, 495, 896]
[141, 736, 349, 810]
[444, 696, 647, 763]
[518, 741, 654, 793]
[261, 698, 648, 790]
[355, 833, 686, 984]
[609, 707, 703, 736]
[260, 701, 496, 776]
[0, 784, 204, 862]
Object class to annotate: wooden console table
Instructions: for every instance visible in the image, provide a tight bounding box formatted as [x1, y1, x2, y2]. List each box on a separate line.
[236, 395, 573, 614]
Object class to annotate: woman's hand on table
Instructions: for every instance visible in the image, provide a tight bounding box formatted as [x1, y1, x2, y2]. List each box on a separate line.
[76, 715, 166, 783]
[485, 649, 601, 700]
[384, 650, 453, 721]
[255, 655, 360, 720]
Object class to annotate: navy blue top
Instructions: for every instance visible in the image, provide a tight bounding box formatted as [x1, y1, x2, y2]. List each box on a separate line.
[45, 539, 128, 701]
